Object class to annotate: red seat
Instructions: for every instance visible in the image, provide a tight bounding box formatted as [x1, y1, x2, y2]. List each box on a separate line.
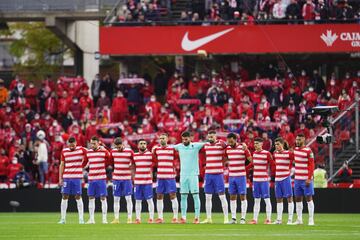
[339, 130, 350, 142]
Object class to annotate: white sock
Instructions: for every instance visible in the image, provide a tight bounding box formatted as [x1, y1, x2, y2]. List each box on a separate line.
[135, 200, 142, 220]
[60, 199, 68, 221]
[89, 199, 95, 222]
[296, 202, 303, 222]
[277, 202, 283, 221]
[171, 198, 179, 219]
[219, 195, 229, 219]
[157, 199, 164, 219]
[101, 198, 108, 222]
[125, 195, 133, 219]
[307, 200, 314, 221]
[253, 198, 261, 221]
[114, 196, 120, 219]
[147, 199, 154, 220]
[288, 202, 294, 222]
[230, 200, 237, 219]
[205, 194, 212, 219]
[76, 198, 84, 221]
[265, 198, 272, 221]
[241, 200, 248, 220]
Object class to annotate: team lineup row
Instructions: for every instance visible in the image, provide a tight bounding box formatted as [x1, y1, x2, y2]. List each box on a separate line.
[58, 131, 315, 225]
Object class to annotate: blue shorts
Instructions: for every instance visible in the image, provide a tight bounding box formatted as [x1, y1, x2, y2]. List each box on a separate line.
[156, 179, 177, 194]
[252, 181, 270, 199]
[275, 176, 293, 199]
[228, 176, 247, 195]
[87, 180, 108, 198]
[134, 184, 153, 200]
[204, 173, 225, 194]
[61, 179, 82, 196]
[113, 180, 133, 197]
[294, 179, 314, 197]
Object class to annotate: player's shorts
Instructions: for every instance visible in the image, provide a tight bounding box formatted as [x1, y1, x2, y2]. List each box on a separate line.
[156, 179, 177, 194]
[252, 181, 270, 199]
[180, 175, 199, 194]
[61, 178, 82, 196]
[294, 179, 314, 197]
[87, 180, 108, 198]
[204, 173, 225, 194]
[275, 176, 293, 199]
[134, 184, 153, 200]
[228, 176, 247, 195]
[113, 180, 132, 197]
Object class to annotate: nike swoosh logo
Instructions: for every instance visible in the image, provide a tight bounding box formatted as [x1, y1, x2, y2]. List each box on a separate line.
[181, 28, 234, 51]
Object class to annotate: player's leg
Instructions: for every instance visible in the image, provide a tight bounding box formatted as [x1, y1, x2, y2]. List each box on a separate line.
[134, 185, 143, 223]
[216, 174, 228, 224]
[97, 180, 108, 224]
[274, 180, 284, 224]
[251, 182, 261, 224]
[87, 181, 96, 224]
[59, 194, 69, 224]
[203, 174, 213, 223]
[305, 180, 315, 226]
[144, 184, 154, 223]
[59, 179, 70, 224]
[191, 176, 200, 224]
[294, 180, 304, 224]
[179, 176, 189, 222]
[124, 180, 133, 223]
[112, 180, 121, 223]
[168, 179, 179, 223]
[73, 179, 84, 224]
[262, 181, 272, 224]
[228, 177, 238, 223]
[284, 176, 294, 225]
[239, 176, 248, 224]
[156, 179, 165, 223]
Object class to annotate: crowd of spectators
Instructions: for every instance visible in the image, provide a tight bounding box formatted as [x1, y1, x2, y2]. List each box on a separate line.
[0, 62, 359, 187]
[111, 0, 360, 24]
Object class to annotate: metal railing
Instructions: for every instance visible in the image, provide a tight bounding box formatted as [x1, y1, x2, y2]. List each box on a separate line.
[0, 0, 119, 12]
[307, 91, 359, 182]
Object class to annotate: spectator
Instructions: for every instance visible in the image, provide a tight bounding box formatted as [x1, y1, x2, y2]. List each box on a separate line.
[315, 0, 329, 23]
[335, 161, 353, 183]
[96, 91, 111, 110]
[13, 165, 31, 188]
[272, 0, 287, 22]
[7, 157, 23, 182]
[286, 0, 301, 23]
[0, 79, 9, 105]
[91, 74, 101, 104]
[0, 149, 9, 182]
[35, 130, 48, 186]
[302, 0, 316, 24]
[111, 91, 128, 122]
[313, 164, 328, 188]
[100, 73, 114, 101]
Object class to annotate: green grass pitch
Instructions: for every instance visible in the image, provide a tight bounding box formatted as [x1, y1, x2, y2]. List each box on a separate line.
[0, 213, 359, 240]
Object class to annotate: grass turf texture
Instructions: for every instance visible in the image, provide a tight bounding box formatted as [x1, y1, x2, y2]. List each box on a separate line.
[0, 213, 359, 240]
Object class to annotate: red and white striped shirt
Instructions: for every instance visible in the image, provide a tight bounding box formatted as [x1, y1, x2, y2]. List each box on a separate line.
[153, 145, 177, 179]
[225, 144, 251, 177]
[61, 146, 86, 179]
[85, 148, 110, 181]
[273, 150, 294, 181]
[294, 147, 314, 180]
[133, 150, 154, 185]
[111, 148, 134, 181]
[204, 140, 226, 174]
[252, 150, 273, 182]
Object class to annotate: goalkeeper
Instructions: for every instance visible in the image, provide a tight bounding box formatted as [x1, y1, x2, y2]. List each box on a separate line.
[173, 131, 205, 224]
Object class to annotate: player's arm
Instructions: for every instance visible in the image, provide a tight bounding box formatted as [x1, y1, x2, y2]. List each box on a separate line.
[82, 148, 89, 169]
[59, 152, 65, 186]
[268, 152, 276, 175]
[130, 150, 135, 180]
[307, 150, 315, 186]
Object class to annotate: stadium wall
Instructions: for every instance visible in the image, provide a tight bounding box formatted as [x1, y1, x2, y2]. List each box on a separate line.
[0, 188, 359, 213]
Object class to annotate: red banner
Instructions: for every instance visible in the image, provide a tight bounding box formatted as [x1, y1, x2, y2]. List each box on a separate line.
[100, 24, 360, 55]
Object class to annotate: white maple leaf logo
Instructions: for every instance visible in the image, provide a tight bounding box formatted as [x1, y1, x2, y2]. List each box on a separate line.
[320, 30, 338, 47]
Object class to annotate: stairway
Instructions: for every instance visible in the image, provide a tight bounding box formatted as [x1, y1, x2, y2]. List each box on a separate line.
[330, 144, 360, 179]
[170, 0, 191, 19]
